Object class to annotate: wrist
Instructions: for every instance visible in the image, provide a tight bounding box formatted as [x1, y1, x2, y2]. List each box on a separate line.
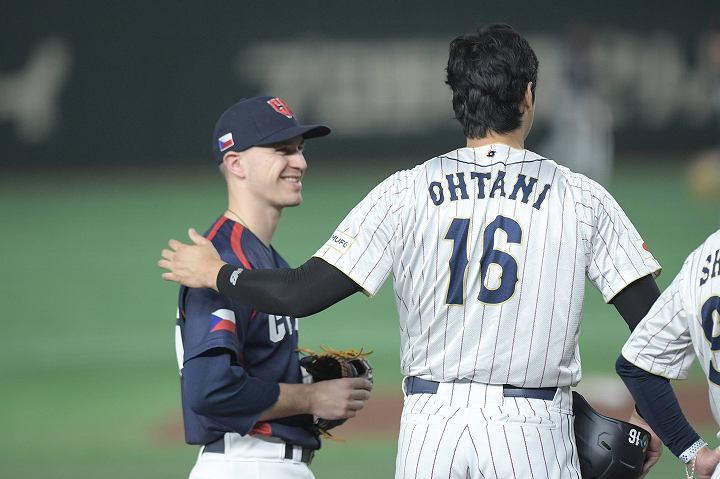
[680, 438, 708, 464]
[306, 382, 319, 416]
[209, 260, 226, 291]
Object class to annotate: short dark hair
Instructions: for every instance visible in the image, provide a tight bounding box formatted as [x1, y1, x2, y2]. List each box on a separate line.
[446, 24, 539, 139]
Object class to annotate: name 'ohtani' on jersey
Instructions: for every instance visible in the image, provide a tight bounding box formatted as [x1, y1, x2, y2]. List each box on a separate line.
[427, 171, 551, 210]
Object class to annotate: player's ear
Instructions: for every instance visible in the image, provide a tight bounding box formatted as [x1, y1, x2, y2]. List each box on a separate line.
[520, 82, 534, 113]
[222, 151, 247, 179]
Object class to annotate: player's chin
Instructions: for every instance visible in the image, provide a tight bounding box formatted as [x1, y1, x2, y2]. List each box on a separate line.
[279, 193, 303, 207]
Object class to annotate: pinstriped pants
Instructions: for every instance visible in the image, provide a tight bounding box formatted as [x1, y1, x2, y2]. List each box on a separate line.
[395, 381, 581, 479]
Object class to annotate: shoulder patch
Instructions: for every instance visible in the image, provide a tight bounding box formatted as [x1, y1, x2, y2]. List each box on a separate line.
[210, 309, 236, 333]
[326, 230, 354, 254]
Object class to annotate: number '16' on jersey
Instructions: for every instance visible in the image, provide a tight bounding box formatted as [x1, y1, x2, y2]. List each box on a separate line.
[316, 144, 660, 388]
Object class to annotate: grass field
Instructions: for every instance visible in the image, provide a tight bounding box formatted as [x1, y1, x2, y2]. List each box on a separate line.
[1, 159, 717, 478]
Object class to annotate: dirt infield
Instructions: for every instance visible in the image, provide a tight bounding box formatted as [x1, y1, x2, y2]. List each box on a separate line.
[154, 382, 715, 441]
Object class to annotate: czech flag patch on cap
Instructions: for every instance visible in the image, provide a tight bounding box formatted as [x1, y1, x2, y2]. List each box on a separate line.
[210, 309, 236, 333]
[218, 133, 234, 152]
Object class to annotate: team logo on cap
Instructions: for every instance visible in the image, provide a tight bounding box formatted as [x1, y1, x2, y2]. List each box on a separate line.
[267, 97, 295, 119]
[218, 133, 234, 152]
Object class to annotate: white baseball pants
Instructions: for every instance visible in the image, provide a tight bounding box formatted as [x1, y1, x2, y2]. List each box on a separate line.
[395, 380, 581, 479]
[188, 432, 315, 479]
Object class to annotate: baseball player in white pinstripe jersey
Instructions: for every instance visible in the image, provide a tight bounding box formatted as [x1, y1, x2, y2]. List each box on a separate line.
[617, 230, 720, 478]
[160, 24, 666, 478]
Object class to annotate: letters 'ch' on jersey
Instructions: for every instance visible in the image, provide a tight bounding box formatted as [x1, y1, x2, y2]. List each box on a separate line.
[623, 230, 720, 428]
[316, 145, 660, 388]
[176, 216, 318, 448]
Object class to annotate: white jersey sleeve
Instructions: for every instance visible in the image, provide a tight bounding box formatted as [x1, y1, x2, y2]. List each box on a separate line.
[314, 171, 408, 296]
[624, 230, 720, 428]
[622, 262, 696, 379]
[580, 179, 661, 302]
[313, 146, 664, 387]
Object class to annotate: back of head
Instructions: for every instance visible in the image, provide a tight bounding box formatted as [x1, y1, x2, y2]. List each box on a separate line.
[446, 24, 539, 139]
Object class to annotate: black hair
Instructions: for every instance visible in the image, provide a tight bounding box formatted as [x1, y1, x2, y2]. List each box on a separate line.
[446, 24, 539, 139]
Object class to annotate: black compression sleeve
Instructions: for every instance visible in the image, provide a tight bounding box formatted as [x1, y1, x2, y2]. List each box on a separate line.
[216, 257, 361, 317]
[610, 274, 661, 331]
[615, 355, 700, 458]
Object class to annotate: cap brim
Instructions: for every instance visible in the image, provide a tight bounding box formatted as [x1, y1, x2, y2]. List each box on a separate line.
[256, 124, 331, 146]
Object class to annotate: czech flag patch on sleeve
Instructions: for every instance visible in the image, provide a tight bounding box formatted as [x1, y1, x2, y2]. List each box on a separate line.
[210, 309, 237, 333]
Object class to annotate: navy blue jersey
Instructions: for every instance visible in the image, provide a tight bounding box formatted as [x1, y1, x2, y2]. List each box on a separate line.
[176, 215, 319, 449]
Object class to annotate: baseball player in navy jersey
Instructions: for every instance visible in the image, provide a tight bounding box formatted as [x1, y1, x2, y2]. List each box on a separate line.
[617, 230, 720, 478]
[169, 96, 372, 479]
[160, 25, 666, 478]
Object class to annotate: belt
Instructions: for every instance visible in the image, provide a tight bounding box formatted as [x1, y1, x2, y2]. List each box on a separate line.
[404, 376, 557, 401]
[202, 436, 315, 465]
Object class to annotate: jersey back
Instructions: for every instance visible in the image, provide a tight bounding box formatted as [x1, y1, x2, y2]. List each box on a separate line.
[623, 229, 720, 428]
[316, 145, 660, 387]
[176, 216, 317, 448]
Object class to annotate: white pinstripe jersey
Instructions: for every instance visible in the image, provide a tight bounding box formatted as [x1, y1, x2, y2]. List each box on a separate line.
[316, 144, 660, 387]
[622, 230, 720, 427]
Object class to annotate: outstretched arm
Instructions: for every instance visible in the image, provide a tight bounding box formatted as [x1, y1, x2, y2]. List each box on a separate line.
[213, 258, 360, 317]
[160, 228, 361, 317]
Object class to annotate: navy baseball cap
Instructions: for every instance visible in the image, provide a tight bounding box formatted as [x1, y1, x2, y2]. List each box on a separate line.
[212, 96, 330, 163]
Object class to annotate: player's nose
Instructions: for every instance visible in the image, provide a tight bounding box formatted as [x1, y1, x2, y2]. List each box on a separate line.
[289, 152, 307, 173]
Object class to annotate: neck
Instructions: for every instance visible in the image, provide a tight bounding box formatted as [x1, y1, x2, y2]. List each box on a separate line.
[225, 193, 281, 247]
[466, 129, 525, 149]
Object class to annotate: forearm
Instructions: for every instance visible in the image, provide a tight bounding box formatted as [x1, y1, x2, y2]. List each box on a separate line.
[216, 257, 361, 317]
[257, 383, 313, 421]
[184, 352, 280, 432]
[615, 355, 702, 460]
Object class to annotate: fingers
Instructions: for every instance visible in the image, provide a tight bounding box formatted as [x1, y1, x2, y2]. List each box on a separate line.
[161, 272, 179, 282]
[311, 377, 373, 420]
[168, 238, 183, 251]
[350, 388, 371, 400]
[348, 400, 366, 411]
[160, 248, 174, 260]
[158, 258, 172, 270]
[345, 377, 373, 390]
[188, 227, 208, 246]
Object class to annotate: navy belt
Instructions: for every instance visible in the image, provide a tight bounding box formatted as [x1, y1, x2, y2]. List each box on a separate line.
[405, 377, 557, 401]
[202, 437, 315, 464]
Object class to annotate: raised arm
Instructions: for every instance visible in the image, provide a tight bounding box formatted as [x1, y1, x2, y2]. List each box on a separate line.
[160, 228, 361, 317]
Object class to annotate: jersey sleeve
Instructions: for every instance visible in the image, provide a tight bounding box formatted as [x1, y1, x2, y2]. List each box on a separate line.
[179, 286, 249, 364]
[621, 263, 696, 380]
[313, 172, 403, 296]
[583, 179, 661, 302]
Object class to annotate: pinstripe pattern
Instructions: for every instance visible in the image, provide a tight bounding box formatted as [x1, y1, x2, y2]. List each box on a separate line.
[315, 145, 661, 478]
[316, 145, 659, 387]
[622, 230, 720, 428]
[395, 382, 580, 478]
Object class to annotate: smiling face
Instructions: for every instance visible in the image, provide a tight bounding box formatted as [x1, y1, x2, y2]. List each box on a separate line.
[239, 135, 308, 209]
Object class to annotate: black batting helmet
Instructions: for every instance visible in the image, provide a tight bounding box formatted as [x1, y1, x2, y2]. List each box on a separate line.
[573, 391, 651, 479]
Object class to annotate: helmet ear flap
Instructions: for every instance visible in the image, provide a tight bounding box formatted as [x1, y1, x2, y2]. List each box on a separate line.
[573, 392, 651, 479]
